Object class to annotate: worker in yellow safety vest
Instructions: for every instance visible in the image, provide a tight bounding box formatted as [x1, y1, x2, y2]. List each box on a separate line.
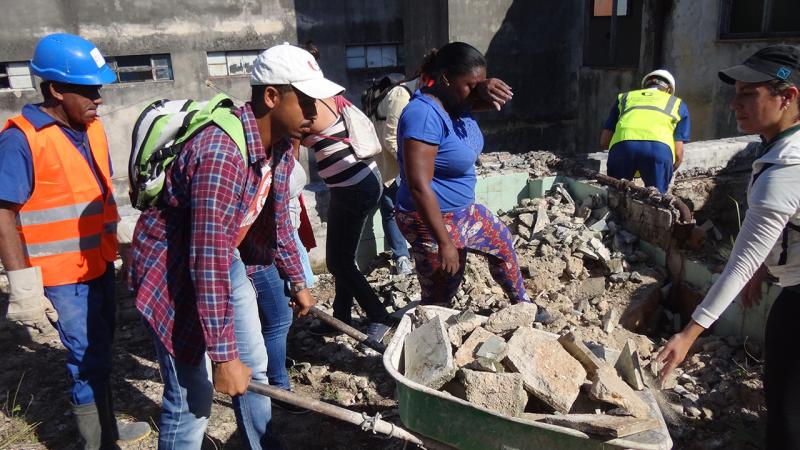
[599, 69, 691, 193]
[0, 33, 150, 448]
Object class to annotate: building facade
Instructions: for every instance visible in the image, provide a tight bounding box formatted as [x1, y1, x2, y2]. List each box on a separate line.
[0, 0, 403, 196]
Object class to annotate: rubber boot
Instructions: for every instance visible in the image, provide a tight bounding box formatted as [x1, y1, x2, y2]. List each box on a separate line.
[72, 402, 105, 450]
[98, 387, 151, 445]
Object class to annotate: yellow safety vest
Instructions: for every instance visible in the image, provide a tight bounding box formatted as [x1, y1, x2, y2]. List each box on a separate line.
[608, 89, 682, 163]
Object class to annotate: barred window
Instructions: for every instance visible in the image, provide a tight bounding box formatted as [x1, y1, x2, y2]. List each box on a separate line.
[106, 54, 173, 83]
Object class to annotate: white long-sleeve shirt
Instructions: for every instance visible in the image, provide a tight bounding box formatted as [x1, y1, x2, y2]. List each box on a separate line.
[692, 125, 800, 328]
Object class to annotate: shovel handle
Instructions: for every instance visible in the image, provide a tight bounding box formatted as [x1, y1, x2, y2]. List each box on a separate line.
[309, 307, 386, 353]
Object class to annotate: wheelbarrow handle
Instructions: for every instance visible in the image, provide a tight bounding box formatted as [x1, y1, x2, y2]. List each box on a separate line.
[308, 306, 386, 353]
[248, 381, 427, 447]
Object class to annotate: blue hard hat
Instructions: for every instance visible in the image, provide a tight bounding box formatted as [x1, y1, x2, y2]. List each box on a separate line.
[30, 33, 116, 85]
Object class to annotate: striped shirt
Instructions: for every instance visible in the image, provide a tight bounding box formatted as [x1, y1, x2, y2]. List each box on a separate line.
[302, 114, 378, 188]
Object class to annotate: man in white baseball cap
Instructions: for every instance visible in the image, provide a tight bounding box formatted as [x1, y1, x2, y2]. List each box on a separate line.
[251, 43, 344, 99]
[132, 42, 341, 449]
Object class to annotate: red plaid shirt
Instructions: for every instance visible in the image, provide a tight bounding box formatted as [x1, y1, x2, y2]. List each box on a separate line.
[129, 103, 304, 364]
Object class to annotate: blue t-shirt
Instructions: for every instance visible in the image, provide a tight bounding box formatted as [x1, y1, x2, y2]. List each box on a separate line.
[603, 94, 691, 142]
[396, 91, 483, 213]
[0, 104, 110, 205]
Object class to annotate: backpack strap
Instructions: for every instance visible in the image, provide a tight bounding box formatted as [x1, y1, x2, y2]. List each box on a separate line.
[752, 162, 800, 266]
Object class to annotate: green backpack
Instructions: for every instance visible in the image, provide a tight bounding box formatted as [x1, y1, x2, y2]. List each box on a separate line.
[128, 93, 247, 210]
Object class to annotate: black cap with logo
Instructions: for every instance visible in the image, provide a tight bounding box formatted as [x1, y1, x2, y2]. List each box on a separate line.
[719, 45, 800, 86]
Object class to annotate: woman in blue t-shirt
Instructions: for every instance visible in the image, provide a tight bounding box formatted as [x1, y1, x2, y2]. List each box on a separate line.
[395, 42, 532, 306]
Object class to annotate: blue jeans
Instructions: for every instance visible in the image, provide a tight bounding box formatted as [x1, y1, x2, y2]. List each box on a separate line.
[327, 172, 388, 323]
[149, 251, 279, 449]
[607, 140, 673, 193]
[379, 181, 410, 260]
[292, 230, 316, 287]
[46, 263, 115, 406]
[251, 263, 293, 390]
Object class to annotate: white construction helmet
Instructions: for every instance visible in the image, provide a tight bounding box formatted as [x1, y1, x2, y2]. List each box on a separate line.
[642, 69, 676, 93]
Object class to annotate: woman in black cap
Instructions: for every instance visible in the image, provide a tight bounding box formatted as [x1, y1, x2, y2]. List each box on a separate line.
[656, 44, 800, 448]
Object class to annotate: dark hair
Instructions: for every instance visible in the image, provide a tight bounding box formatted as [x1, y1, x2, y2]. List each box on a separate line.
[40, 81, 53, 100]
[304, 40, 320, 61]
[420, 42, 486, 81]
[251, 84, 293, 109]
[767, 79, 800, 121]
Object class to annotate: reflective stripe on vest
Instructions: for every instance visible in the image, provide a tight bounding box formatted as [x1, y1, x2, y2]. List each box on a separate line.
[609, 89, 682, 162]
[3, 114, 118, 286]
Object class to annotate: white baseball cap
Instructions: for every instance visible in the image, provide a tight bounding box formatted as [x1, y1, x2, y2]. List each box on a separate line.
[250, 43, 345, 99]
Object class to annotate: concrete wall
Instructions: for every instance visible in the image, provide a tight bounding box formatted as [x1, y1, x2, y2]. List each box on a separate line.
[295, 0, 404, 104]
[661, 0, 800, 141]
[0, 0, 404, 199]
[404, 0, 584, 154]
[0, 0, 298, 197]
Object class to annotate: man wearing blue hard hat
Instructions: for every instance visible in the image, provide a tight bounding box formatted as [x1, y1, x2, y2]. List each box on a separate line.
[0, 33, 150, 448]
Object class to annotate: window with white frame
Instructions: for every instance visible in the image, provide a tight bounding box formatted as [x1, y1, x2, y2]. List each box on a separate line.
[206, 51, 260, 77]
[106, 54, 173, 83]
[346, 44, 402, 70]
[0, 62, 35, 91]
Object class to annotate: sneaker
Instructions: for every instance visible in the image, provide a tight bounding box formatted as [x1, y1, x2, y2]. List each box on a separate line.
[364, 322, 390, 343]
[395, 256, 414, 275]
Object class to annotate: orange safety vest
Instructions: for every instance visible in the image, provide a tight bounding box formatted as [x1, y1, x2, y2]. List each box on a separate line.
[3, 114, 118, 286]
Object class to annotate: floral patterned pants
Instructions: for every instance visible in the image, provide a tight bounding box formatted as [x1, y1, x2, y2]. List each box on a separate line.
[396, 203, 530, 305]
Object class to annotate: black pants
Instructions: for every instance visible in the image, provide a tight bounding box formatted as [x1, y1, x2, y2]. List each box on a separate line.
[326, 172, 388, 323]
[766, 285, 800, 449]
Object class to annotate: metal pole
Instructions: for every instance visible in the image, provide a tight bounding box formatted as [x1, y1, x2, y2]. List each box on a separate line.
[248, 381, 426, 447]
[308, 306, 386, 353]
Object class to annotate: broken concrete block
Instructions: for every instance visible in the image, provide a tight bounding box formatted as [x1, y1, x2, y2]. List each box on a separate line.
[446, 310, 482, 347]
[517, 223, 532, 241]
[606, 258, 625, 274]
[589, 367, 651, 418]
[590, 238, 612, 262]
[558, 332, 650, 418]
[518, 212, 535, 228]
[557, 332, 605, 375]
[484, 302, 538, 335]
[539, 414, 659, 438]
[588, 218, 609, 232]
[466, 356, 506, 373]
[614, 340, 645, 391]
[458, 369, 528, 417]
[575, 277, 606, 302]
[503, 327, 586, 413]
[574, 205, 592, 221]
[555, 184, 575, 205]
[564, 256, 584, 279]
[609, 272, 630, 283]
[532, 201, 550, 234]
[602, 308, 619, 334]
[475, 335, 508, 361]
[454, 327, 497, 367]
[404, 316, 456, 389]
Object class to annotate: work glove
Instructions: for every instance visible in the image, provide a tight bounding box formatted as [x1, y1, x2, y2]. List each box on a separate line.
[6, 266, 59, 335]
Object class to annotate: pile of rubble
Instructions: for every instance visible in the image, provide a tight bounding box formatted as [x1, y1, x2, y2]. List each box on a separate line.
[402, 303, 660, 439]
[476, 151, 561, 178]
[334, 181, 765, 447]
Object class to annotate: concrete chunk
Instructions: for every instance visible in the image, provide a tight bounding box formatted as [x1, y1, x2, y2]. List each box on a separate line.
[532, 201, 550, 234]
[446, 310, 482, 347]
[454, 327, 496, 367]
[602, 308, 620, 334]
[558, 332, 650, 417]
[503, 327, 586, 413]
[404, 316, 456, 389]
[485, 302, 538, 335]
[589, 367, 651, 418]
[458, 369, 528, 417]
[614, 339, 645, 391]
[476, 335, 508, 361]
[539, 414, 659, 438]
